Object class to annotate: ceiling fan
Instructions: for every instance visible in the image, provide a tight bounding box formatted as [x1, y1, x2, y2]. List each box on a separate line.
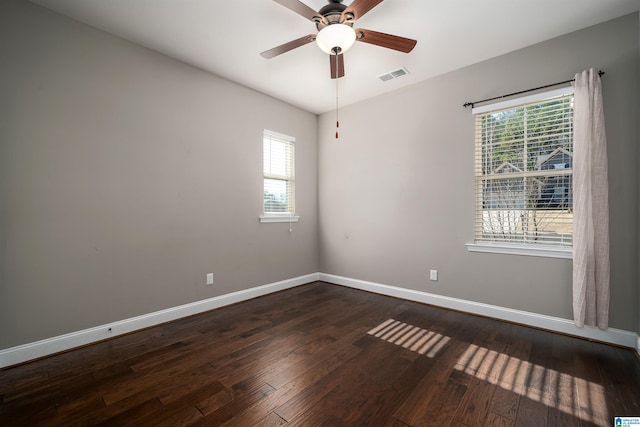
[260, 0, 417, 79]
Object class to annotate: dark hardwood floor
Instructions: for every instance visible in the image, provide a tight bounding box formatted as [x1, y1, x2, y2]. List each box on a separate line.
[1, 281, 639, 426]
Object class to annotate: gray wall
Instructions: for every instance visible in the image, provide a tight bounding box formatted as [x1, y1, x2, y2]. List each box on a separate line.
[0, 0, 319, 349]
[319, 13, 639, 332]
[1, 1, 637, 352]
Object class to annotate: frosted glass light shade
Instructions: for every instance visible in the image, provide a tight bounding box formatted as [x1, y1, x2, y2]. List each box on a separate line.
[316, 24, 356, 54]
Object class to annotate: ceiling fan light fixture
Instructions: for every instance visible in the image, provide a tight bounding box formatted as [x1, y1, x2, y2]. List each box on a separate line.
[316, 24, 356, 55]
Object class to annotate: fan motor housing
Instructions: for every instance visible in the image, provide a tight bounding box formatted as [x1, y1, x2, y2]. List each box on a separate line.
[315, 0, 353, 30]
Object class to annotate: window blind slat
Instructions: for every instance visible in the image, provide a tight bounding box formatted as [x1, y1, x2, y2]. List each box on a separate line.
[263, 130, 295, 215]
[474, 91, 573, 247]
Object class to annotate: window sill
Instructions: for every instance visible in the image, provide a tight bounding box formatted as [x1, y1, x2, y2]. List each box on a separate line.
[259, 215, 300, 223]
[466, 242, 572, 259]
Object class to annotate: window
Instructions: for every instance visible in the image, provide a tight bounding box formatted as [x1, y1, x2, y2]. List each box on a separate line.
[468, 88, 574, 258]
[261, 130, 298, 223]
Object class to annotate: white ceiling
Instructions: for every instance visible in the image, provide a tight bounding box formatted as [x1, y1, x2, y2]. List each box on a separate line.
[30, 0, 640, 115]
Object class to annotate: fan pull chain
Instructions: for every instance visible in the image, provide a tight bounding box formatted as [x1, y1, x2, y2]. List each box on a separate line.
[335, 52, 340, 139]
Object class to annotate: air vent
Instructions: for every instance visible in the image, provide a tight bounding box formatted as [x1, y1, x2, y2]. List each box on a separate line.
[378, 67, 410, 82]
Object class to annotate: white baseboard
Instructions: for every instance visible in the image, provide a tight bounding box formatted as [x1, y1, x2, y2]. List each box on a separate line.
[319, 273, 639, 351]
[0, 273, 319, 368]
[2, 271, 637, 368]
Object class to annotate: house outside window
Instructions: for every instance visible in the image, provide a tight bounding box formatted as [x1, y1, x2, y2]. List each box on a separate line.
[468, 88, 574, 258]
[260, 130, 299, 223]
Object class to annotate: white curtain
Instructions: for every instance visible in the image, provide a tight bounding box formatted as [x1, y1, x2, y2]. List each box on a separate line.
[572, 68, 610, 329]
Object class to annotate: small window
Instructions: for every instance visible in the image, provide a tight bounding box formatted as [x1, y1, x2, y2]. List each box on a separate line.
[470, 88, 574, 254]
[261, 130, 298, 223]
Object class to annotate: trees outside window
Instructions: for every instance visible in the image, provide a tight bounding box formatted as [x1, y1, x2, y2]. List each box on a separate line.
[474, 91, 573, 247]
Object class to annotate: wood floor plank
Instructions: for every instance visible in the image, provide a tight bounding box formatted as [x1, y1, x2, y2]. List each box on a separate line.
[253, 411, 289, 426]
[489, 385, 520, 421]
[515, 393, 548, 427]
[265, 326, 370, 390]
[210, 331, 308, 388]
[59, 389, 160, 425]
[414, 375, 468, 426]
[392, 339, 470, 425]
[223, 342, 365, 426]
[190, 386, 233, 416]
[153, 405, 204, 427]
[484, 412, 516, 427]
[101, 361, 219, 406]
[101, 397, 164, 426]
[341, 352, 437, 425]
[0, 370, 105, 425]
[0, 399, 58, 425]
[454, 376, 498, 425]
[546, 405, 582, 427]
[272, 336, 385, 422]
[383, 418, 413, 427]
[285, 339, 414, 426]
[192, 380, 275, 425]
[1, 281, 639, 427]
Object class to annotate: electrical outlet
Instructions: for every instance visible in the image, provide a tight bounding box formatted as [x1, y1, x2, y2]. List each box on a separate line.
[206, 273, 214, 285]
[429, 270, 438, 281]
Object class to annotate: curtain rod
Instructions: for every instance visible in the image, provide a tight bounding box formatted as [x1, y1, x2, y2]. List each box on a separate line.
[463, 70, 605, 108]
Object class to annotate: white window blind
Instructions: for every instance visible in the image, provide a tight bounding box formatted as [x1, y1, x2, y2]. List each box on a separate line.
[263, 130, 295, 216]
[473, 88, 574, 248]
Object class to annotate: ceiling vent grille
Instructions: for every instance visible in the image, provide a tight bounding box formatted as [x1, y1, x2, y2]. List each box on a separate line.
[378, 67, 410, 82]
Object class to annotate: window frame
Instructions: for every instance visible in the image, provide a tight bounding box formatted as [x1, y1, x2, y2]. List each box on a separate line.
[467, 87, 574, 259]
[260, 129, 299, 224]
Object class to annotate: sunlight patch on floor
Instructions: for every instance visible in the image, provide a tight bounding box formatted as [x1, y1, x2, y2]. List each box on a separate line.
[367, 319, 450, 358]
[369, 319, 610, 425]
[455, 343, 609, 425]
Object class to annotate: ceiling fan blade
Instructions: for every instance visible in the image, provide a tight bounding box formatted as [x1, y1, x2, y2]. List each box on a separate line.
[273, 0, 321, 21]
[355, 28, 417, 53]
[260, 34, 316, 59]
[343, 0, 384, 21]
[330, 54, 345, 79]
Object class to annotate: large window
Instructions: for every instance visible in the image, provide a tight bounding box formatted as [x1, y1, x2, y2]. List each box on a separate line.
[471, 88, 574, 255]
[261, 130, 297, 222]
